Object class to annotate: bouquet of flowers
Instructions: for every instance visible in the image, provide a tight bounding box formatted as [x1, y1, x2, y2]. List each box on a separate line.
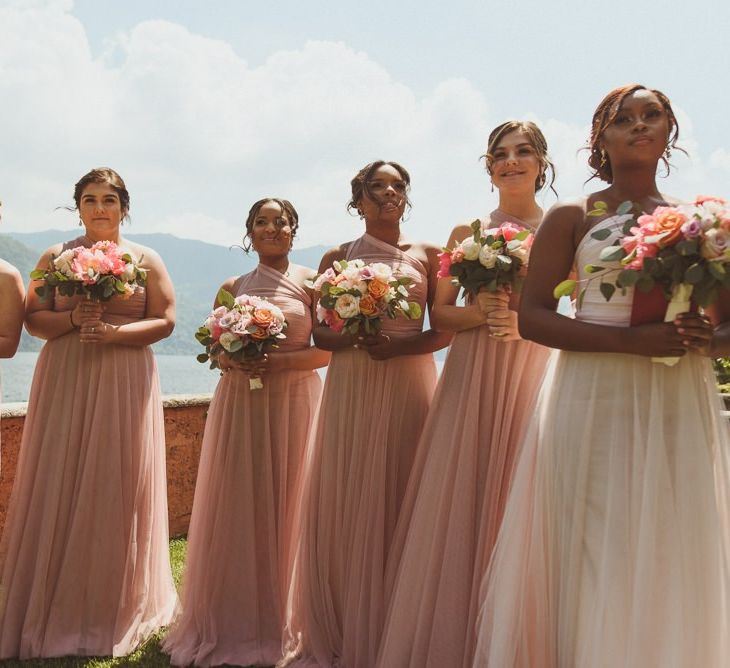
[31, 240, 146, 302]
[438, 219, 534, 296]
[195, 289, 287, 390]
[311, 259, 422, 336]
[554, 196, 730, 365]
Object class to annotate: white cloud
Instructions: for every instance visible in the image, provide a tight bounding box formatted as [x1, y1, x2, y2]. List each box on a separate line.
[1, 2, 729, 253]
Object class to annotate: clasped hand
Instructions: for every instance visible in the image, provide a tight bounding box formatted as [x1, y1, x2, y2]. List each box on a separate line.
[219, 353, 279, 377]
[477, 288, 521, 341]
[75, 300, 115, 344]
[353, 332, 400, 360]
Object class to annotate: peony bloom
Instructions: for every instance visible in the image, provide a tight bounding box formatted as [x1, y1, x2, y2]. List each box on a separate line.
[681, 218, 703, 239]
[370, 262, 393, 282]
[479, 245, 499, 269]
[460, 238, 481, 261]
[334, 293, 360, 319]
[313, 268, 337, 291]
[219, 310, 242, 328]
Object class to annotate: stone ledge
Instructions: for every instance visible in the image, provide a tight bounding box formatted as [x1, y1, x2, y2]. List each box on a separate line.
[1, 394, 211, 537]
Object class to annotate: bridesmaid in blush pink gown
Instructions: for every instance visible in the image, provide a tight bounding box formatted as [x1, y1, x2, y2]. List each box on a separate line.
[0, 168, 177, 659]
[163, 198, 329, 667]
[281, 161, 451, 668]
[376, 122, 555, 668]
[474, 86, 730, 667]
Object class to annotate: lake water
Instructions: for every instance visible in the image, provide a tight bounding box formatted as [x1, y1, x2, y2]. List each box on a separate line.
[1, 352, 221, 404]
[1, 351, 446, 404]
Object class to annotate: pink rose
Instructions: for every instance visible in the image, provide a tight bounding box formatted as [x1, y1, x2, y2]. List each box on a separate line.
[497, 222, 523, 241]
[437, 251, 452, 278]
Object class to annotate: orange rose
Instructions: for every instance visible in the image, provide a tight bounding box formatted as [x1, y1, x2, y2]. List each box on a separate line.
[359, 294, 378, 316]
[367, 278, 389, 300]
[249, 326, 269, 340]
[654, 208, 687, 248]
[252, 308, 274, 328]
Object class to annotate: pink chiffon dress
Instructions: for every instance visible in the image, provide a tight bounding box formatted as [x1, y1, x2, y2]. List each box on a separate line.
[0, 238, 177, 659]
[473, 214, 730, 667]
[163, 264, 322, 667]
[282, 233, 438, 668]
[376, 212, 550, 668]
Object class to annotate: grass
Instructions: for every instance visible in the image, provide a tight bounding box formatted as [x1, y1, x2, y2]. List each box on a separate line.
[1, 538, 193, 668]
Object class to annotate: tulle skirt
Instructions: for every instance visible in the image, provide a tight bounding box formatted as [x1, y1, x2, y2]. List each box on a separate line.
[163, 368, 321, 667]
[474, 351, 730, 668]
[0, 333, 177, 658]
[377, 328, 550, 668]
[283, 348, 437, 668]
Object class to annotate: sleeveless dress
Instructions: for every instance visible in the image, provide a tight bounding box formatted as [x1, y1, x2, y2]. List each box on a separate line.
[282, 233, 439, 668]
[473, 214, 730, 667]
[376, 212, 551, 668]
[0, 238, 176, 659]
[163, 264, 322, 667]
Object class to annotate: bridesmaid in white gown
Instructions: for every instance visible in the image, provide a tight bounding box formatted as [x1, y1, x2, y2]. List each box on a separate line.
[473, 84, 730, 667]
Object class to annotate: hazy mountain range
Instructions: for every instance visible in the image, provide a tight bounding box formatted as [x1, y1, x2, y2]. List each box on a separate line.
[0, 231, 329, 354]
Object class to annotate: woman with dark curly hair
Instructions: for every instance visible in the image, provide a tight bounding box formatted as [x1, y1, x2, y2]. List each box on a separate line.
[473, 85, 730, 667]
[164, 197, 329, 667]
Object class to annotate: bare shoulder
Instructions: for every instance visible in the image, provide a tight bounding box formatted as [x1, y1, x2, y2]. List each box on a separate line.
[124, 240, 164, 267]
[539, 199, 586, 233]
[0, 258, 22, 282]
[318, 244, 351, 271]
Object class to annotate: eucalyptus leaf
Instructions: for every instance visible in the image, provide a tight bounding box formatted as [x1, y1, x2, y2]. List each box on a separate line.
[553, 279, 576, 299]
[617, 269, 639, 287]
[599, 282, 616, 301]
[616, 200, 634, 215]
[599, 246, 626, 262]
[584, 264, 605, 274]
[590, 228, 612, 241]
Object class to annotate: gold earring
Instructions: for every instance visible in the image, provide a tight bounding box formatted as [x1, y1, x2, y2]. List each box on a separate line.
[600, 149, 607, 167]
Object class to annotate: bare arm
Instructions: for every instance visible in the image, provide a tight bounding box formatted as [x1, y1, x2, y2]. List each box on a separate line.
[518, 202, 689, 358]
[0, 262, 25, 358]
[25, 246, 89, 341]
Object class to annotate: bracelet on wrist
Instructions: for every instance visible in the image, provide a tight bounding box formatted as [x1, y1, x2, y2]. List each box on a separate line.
[69, 311, 78, 329]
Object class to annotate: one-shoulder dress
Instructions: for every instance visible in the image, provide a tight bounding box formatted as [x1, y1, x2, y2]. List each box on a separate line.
[377, 212, 551, 668]
[163, 264, 323, 667]
[473, 214, 730, 667]
[283, 233, 439, 668]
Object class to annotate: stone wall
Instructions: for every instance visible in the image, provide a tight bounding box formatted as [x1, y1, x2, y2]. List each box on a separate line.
[0, 394, 211, 538]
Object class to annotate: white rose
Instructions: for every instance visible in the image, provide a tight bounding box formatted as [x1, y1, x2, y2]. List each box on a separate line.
[219, 331, 240, 352]
[370, 262, 393, 282]
[334, 293, 360, 318]
[701, 228, 730, 260]
[510, 246, 529, 263]
[478, 245, 499, 268]
[460, 238, 481, 261]
[120, 263, 137, 282]
[53, 249, 76, 277]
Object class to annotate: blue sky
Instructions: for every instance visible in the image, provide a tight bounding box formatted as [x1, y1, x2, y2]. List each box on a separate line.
[2, 0, 729, 248]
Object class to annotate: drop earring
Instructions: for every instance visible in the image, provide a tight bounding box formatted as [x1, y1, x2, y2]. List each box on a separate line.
[600, 149, 607, 167]
[78, 218, 83, 227]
